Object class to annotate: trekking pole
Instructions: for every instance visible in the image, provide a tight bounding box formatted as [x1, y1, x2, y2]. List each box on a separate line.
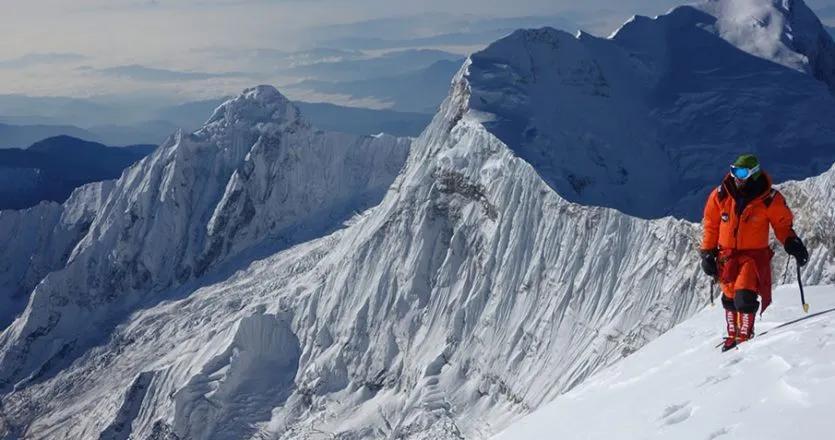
[781, 257, 790, 285]
[710, 277, 716, 307]
[797, 261, 809, 313]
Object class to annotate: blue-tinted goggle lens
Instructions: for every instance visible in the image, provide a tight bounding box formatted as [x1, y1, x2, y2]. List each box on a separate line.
[730, 164, 759, 180]
[731, 166, 751, 179]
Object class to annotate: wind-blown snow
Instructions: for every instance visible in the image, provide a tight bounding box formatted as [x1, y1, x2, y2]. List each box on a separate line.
[700, 0, 835, 90]
[493, 284, 835, 440]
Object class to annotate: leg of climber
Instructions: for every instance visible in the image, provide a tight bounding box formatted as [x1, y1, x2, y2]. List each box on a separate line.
[721, 295, 738, 351]
[734, 289, 759, 341]
[732, 259, 760, 344]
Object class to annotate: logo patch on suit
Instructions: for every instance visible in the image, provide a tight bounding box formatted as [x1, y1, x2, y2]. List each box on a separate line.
[721, 212, 729, 222]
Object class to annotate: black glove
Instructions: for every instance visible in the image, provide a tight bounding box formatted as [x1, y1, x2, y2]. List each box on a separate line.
[700, 249, 718, 277]
[785, 236, 809, 267]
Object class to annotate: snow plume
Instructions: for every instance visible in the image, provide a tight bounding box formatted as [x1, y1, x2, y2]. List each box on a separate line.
[710, 0, 807, 70]
[697, 0, 835, 91]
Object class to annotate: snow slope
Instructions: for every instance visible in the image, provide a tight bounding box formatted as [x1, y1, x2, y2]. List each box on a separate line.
[470, 0, 835, 219]
[493, 284, 835, 440]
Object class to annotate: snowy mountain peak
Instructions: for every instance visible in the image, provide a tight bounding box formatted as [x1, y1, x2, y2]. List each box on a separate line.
[503, 26, 572, 44]
[0, 84, 409, 402]
[454, 1, 835, 219]
[703, 0, 835, 81]
[201, 84, 308, 137]
[613, 0, 835, 92]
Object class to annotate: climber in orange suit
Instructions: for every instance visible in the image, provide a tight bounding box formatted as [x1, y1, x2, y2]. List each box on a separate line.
[700, 154, 809, 351]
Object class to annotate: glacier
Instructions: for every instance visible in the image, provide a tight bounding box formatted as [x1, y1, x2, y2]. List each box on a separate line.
[1, 1, 835, 439]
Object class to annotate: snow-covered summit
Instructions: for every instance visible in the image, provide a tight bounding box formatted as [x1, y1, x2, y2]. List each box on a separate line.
[693, 0, 835, 90]
[201, 85, 308, 137]
[613, 0, 835, 92]
[465, 0, 835, 219]
[494, 284, 835, 439]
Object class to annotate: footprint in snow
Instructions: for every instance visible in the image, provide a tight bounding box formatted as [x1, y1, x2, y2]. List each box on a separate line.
[697, 374, 731, 387]
[707, 426, 732, 440]
[659, 402, 692, 425]
[720, 356, 743, 368]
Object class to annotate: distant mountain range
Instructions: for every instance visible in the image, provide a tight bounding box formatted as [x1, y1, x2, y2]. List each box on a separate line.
[0, 122, 100, 149]
[0, 47, 460, 145]
[295, 102, 432, 136]
[288, 59, 463, 113]
[85, 120, 180, 146]
[123, 97, 436, 137]
[0, 136, 155, 210]
[114, 99, 435, 138]
[0, 98, 435, 148]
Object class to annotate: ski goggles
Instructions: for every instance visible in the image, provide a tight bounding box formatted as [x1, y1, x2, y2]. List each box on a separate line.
[730, 164, 759, 180]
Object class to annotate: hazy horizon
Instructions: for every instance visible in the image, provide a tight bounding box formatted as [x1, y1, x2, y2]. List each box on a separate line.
[1, 0, 834, 104]
[0, 1, 683, 100]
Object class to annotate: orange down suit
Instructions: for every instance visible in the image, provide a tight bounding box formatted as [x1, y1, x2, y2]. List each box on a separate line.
[700, 173, 797, 307]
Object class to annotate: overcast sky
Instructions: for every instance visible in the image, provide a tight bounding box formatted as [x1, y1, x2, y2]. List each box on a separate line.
[1, 0, 835, 99]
